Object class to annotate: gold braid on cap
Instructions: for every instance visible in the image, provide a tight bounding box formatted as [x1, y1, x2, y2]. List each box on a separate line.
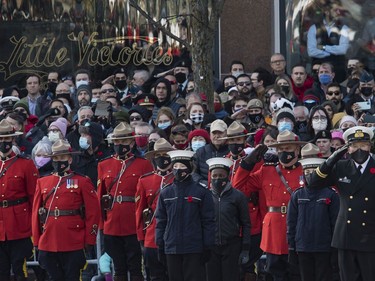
[315, 167, 327, 178]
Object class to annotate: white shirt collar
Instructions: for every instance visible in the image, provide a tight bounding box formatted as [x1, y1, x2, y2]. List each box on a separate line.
[354, 156, 370, 174]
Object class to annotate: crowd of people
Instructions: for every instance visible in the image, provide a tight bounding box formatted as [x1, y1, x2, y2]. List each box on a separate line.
[0, 38, 375, 281]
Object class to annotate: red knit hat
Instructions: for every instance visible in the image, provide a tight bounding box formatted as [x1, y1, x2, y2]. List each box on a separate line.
[188, 129, 210, 143]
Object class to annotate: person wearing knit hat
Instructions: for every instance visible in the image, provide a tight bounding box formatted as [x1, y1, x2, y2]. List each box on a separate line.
[339, 115, 358, 131]
[129, 105, 151, 128]
[48, 118, 68, 143]
[13, 101, 30, 116]
[331, 130, 345, 150]
[77, 84, 92, 107]
[275, 107, 296, 132]
[312, 130, 333, 158]
[188, 129, 210, 152]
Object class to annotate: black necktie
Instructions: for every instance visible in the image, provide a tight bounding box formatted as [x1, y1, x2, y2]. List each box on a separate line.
[357, 165, 362, 175]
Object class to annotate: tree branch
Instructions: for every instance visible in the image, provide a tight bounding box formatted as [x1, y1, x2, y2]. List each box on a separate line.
[129, 0, 191, 50]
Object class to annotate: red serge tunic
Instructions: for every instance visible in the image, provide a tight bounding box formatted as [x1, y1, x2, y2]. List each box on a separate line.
[233, 162, 303, 254]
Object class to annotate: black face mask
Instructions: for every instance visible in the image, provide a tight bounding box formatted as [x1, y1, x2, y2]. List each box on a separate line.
[278, 151, 295, 164]
[148, 141, 155, 151]
[154, 156, 172, 170]
[175, 72, 187, 84]
[48, 82, 58, 94]
[212, 178, 228, 194]
[350, 149, 369, 164]
[115, 80, 127, 90]
[228, 143, 244, 155]
[304, 173, 312, 186]
[52, 160, 69, 176]
[0, 141, 12, 154]
[280, 85, 290, 94]
[173, 168, 190, 182]
[114, 144, 131, 157]
[295, 120, 307, 131]
[249, 113, 262, 124]
[347, 67, 354, 77]
[361, 87, 373, 97]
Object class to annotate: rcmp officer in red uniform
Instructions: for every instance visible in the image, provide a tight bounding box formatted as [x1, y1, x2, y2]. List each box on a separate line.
[310, 126, 375, 281]
[98, 122, 153, 281]
[32, 139, 100, 281]
[135, 138, 175, 281]
[0, 119, 39, 281]
[233, 130, 306, 281]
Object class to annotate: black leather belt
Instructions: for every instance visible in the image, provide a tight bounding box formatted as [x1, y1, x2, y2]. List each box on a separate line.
[0, 196, 28, 208]
[268, 206, 287, 214]
[115, 196, 135, 203]
[48, 209, 81, 217]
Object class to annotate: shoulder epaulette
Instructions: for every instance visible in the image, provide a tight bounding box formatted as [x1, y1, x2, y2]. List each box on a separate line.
[98, 155, 114, 162]
[198, 182, 208, 189]
[329, 187, 338, 193]
[140, 171, 155, 179]
[263, 162, 278, 166]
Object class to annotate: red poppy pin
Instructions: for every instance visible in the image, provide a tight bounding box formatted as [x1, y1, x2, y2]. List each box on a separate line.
[68, 147, 73, 152]
[370, 168, 375, 174]
[97, 151, 103, 156]
[20, 146, 26, 152]
[187, 196, 193, 203]
[325, 198, 331, 205]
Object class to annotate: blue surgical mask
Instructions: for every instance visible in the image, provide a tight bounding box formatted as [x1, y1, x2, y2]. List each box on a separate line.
[158, 121, 171, 130]
[79, 137, 90, 150]
[319, 74, 332, 85]
[191, 140, 206, 152]
[278, 121, 293, 132]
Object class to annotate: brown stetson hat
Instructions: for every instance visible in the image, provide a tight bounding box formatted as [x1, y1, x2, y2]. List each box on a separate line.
[46, 139, 81, 157]
[105, 122, 134, 140]
[144, 138, 175, 160]
[268, 130, 307, 148]
[0, 119, 23, 137]
[219, 121, 251, 140]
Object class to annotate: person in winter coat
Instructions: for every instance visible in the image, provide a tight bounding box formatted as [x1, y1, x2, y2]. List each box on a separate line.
[155, 150, 215, 281]
[206, 157, 251, 281]
[287, 143, 339, 281]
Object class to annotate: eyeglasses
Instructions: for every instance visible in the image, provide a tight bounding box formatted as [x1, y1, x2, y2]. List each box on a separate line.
[271, 60, 285, 64]
[14, 109, 26, 113]
[130, 116, 142, 121]
[327, 91, 341, 96]
[237, 82, 251, 87]
[101, 89, 116, 94]
[312, 116, 328, 121]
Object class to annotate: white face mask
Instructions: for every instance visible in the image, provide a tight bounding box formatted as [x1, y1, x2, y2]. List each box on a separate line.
[76, 80, 89, 89]
[91, 97, 98, 103]
[312, 119, 328, 131]
[48, 131, 61, 143]
[232, 71, 244, 78]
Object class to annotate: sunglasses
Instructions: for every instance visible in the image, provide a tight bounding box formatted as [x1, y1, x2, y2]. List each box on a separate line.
[327, 91, 340, 96]
[101, 89, 116, 94]
[130, 116, 142, 121]
[237, 82, 251, 87]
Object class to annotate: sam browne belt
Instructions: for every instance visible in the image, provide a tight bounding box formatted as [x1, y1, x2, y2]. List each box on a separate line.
[0, 196, 28, 208]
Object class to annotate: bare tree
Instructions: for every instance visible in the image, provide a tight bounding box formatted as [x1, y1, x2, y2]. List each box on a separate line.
[129, 0, 225, 113]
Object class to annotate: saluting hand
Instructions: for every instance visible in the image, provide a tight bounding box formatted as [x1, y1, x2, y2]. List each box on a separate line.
[244, 144, 268, 165]
[326, 143, 349, 168]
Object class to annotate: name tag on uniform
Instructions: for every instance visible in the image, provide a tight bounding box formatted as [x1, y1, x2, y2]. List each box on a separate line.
[338, 177, 351, 183]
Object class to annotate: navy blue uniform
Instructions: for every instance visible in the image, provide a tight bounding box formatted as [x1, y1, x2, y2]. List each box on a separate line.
[287, 186, 339, 281]
[155, 176, 215, 281]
